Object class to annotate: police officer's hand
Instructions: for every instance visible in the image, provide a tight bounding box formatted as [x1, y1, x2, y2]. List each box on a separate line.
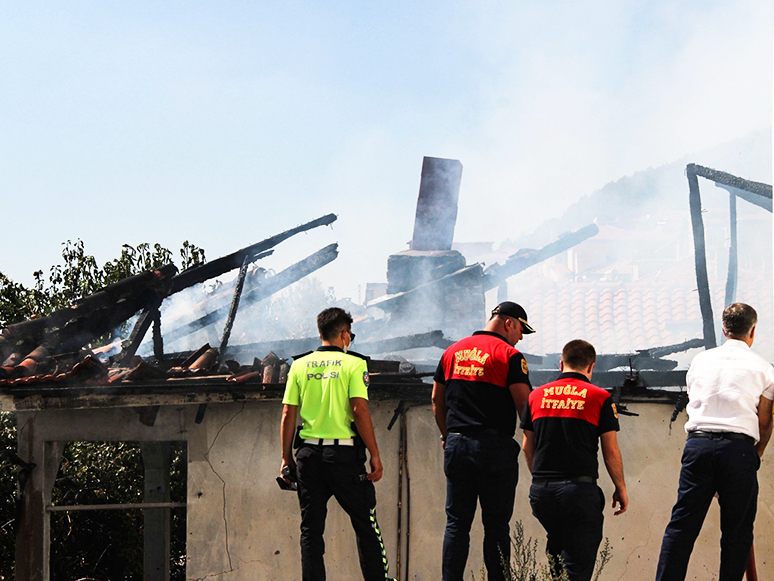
[612, 485, 628, 516]
[280, 458, 296, 484]
[367, 453, 383, 482]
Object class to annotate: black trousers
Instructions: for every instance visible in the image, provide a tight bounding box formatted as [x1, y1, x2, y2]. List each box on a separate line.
[529, 480, 605, 581]
[655, 435, 759, 581]
[442, 432, 519, 581]
[295, 445, 391, 581]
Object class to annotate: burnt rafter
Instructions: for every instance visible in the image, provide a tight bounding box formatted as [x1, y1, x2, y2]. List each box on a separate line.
[164, 243, 340, 346]
[356, 330, 454, 354]
[169, 214, 337, 294]
[161, 331, 455, 364]
[218, 255, 251, 357]
[369, 264, 483, 312]
[686, 164, 772, 350]
[689, 164, 772, 210]
[482, 224, 599, 290]
[0, 265, 178, 358]
[529, 338, 705, 374]
[0, 216, 339, 369]
[117, 296, 165, 366]
[588, 337, 707, 372]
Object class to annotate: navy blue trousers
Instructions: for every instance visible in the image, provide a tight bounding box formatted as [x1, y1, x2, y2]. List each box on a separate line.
[529, 481, 605, 581]
[295, 445, 391, 581]
[655, 435, 760, 581]
[442, 432, 519, 581]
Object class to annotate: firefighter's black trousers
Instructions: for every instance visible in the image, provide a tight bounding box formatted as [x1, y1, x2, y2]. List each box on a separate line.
[295, 444, 390, 581]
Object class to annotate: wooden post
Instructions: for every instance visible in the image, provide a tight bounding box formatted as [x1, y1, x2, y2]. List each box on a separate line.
[141, 442, 172, 581]
[218, 256, 251, 357]
[725, 191, 738, 307]
[118, 298, 164, 366]
[153, 309, 164, 361]
[15, 413, 63, 581]
[686, 164, 716, 348]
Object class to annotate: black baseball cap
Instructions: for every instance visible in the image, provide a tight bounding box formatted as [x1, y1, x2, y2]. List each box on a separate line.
[491, 301, 535, 334]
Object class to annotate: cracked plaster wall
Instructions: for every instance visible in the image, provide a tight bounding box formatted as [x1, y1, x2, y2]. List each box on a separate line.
[17, 402, 774, 580]
[181, 400, 774, 580]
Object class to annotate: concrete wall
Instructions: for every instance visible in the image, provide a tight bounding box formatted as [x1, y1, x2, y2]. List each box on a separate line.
[17, 400, 774, 580]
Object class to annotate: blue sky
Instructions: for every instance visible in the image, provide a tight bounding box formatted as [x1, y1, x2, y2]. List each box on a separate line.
[1, 1, 772, 300]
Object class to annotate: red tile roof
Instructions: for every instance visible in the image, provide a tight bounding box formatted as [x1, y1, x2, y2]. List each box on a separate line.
[521, 279, 773, 360]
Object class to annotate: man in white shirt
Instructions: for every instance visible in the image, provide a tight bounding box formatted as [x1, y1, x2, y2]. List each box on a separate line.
[655, 303, 774, 581]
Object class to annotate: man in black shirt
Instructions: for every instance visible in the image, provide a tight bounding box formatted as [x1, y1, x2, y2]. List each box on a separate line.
[521, 339, 628, 581]
[432, 301, 534, 581]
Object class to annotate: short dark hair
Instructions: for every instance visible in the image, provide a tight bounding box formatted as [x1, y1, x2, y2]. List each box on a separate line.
[722, 303, 757, 339]
[317, 307, 353, 341]
[562, 339, 596, 370]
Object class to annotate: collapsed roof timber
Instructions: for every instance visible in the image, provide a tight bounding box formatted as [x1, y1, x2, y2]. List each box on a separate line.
[0, 212, 447, 415]
[0, 159, 771, 419]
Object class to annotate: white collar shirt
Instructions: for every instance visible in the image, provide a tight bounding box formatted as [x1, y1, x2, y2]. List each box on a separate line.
[685, 338, 774, 443]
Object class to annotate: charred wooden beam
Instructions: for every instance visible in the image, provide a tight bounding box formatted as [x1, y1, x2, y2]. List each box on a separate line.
[214, 337, 322, 361]
[368, 264, 483, 312]
[691, 165, 772, 210]
[687, 165, 772, 347]
[636, 338, 706, 359]
[532, 339, 704, 373]
[57, 287, 168, 355]
[168, 331, 453, 363]
[152, 309, 163, 360]
[356, 331, 453, 354]
[66, 265, 176, 318]
[530, 352, 675, 372]
[218, 255, 251, 357]
[170, 214, 337, 294]
[686, 164, 717, 349]
[526, 369, 687, 391]
[588, 354, 677, 372]
[482, 224, 599, 290]
[164, 243, 339, 346]
[2, 265, 177, 354]
[117, 297, 164, 366]
[0, 370, 689, 408]
[725, 191, 738, 307]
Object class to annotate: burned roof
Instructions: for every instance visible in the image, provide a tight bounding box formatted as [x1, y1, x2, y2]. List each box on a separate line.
[4, 159, 770, 418]
[0, 214, 445, 413]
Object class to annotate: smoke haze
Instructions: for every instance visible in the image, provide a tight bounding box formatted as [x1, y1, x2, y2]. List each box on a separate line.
[0, 1, 771, 367]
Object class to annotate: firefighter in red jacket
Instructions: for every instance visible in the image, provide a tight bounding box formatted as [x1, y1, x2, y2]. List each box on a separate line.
[521, 339, 628, 581]
[432, 301, 534, 581]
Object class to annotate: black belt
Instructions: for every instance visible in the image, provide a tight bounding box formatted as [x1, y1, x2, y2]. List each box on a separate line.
[688, 430, 754, 443]
[449, 428, 509, 438]
[532, 476, 596, 486]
